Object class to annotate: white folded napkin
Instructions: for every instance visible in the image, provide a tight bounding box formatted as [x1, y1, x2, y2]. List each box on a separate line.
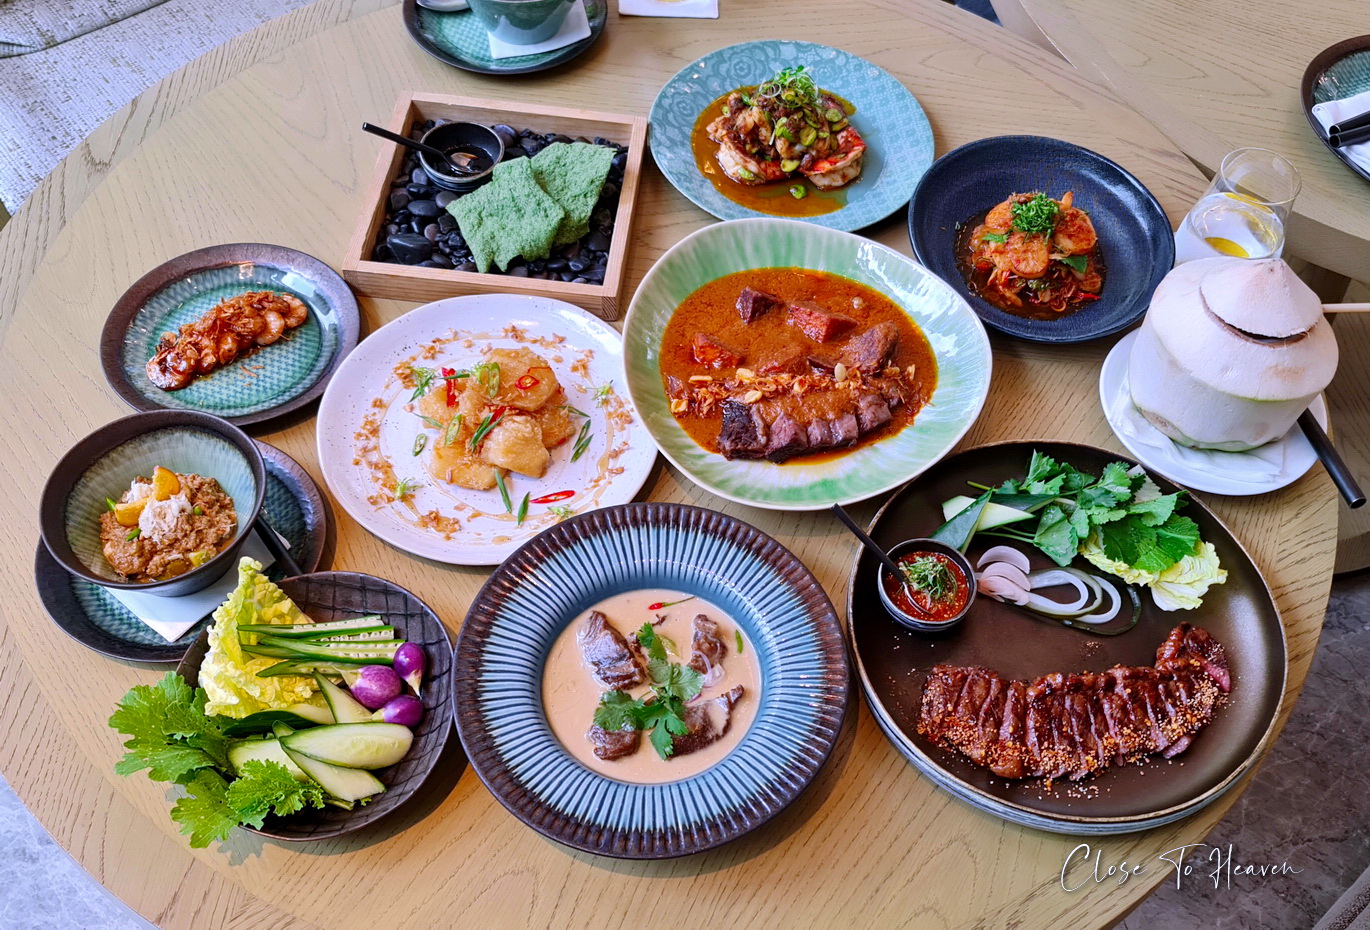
[486, 0, 590, 59]
[107, 529, 278, 643]
[1312, 87, 1370, 174]
[1106, 365, 1288, 485]
[619, 0, 718, 18]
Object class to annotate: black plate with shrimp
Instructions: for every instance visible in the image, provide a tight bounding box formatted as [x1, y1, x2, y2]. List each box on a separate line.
[908, 136, 1174, 344]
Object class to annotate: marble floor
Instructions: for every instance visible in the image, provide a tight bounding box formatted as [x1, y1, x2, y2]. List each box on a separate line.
[3, 572, 1367, 930]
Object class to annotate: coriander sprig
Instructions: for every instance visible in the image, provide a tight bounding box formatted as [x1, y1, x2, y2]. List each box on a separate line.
[1010, 193, 1060, 235]
[592, 623, 705, 760]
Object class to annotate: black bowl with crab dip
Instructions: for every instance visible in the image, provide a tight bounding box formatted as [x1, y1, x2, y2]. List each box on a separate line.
[39, 410, 266, 597]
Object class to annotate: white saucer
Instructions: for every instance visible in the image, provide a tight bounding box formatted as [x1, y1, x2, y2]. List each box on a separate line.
[1099, 330, 1327, 496]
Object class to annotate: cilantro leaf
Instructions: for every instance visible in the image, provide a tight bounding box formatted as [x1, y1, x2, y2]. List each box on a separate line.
[648, 723, 675, 760]
[170, 771, 238, 849]
[593, 690, 641, 731]
[225, 760, 326, 828]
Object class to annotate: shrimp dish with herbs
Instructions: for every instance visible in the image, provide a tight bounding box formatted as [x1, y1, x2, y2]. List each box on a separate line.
[958, 191, 1105, 318]
[145, 290, 309, 391]
[704, 65, 866, 197]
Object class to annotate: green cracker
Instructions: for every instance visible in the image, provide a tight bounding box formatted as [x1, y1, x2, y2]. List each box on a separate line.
[530, 142, 617, 246]
[447, 157, 565, 273]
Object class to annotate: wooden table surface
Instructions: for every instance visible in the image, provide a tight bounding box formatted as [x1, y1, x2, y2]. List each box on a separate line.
[1001, 0, 1370, 283]
[0, 1, 1337, 928]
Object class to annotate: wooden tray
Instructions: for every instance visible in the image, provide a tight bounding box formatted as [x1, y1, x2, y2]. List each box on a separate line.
[344, 92, 648, 321]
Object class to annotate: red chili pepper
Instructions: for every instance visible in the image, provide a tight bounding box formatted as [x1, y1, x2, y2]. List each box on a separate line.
[515, 374, 541, 390]
[646, 595, 697, 611]
[530, 489, 575, 505]
[1078, 292, 1101, 301]
[441, 367, 458, 407]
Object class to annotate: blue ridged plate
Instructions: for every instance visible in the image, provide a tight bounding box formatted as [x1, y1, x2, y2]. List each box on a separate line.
[454, 502, 850, 858]
[34, 441, 330, 663]
[649, 40, 934, 231]
[100, 244, 360, 427]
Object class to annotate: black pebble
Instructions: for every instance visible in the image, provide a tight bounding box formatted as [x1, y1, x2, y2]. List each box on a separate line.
[585, 230, 611, 252]
[387, 232, 433, 264]
[520, 139, 546, 157]
[508, 266, 529, 278]
[493, 124, 517, 149]
[572, 276, 589, 284]
[547, 258, 568, 271]
[408, 200, 442, 218]
[409, 219, 424, 234]
[417, 260, 444, 268]
[429, 254, 452, 268]
[407, 183, 434, 197]
[551, 134, 573, 144]
[424, 224, 440, 242]
[457, 261, 477, 272]
[411, 168, 428, 185]
[390, 190, 411, 211]
[435, 190, 457, 208]
[438, 214, 457, 232]
[568, 257, 589, 273]
[611, 152, 627, 172]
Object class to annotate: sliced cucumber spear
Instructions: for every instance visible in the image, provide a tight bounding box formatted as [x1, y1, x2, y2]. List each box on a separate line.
[280, 743, 386, 803]
[281, 723, 413, 770]
[238, 616, 386, 638]
[314, 673, 374, 725]
[227, 738, 309, 781]
[941, 495, 1034, 530]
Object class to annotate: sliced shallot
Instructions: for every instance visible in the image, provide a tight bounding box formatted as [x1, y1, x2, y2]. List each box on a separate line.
[977, 545, 1031, 573]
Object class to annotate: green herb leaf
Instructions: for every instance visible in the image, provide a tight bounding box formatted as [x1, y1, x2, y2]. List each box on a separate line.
[592, 690, 641, 731]
[468, 408, 506, 452]
[418, 415, 444, 430]
[595, 382, 614, 407]
[735, 629, 745, 654]
[394, 477, 419, 500]
[106, 497, 117, 512]
[125, 527, 141, 541]
[549, 505, 575, 520]
[559, 404, 590, 418]
[1010, 193, 1060, 234]
[982, 231, 1008, 244]
[898, 555, 956, 602]
[1058, 253, 1089, 273]
[516, 493, 530, 526]
[169, 770, 238, 849]
[407, 366, 436, 401]
[224, 760, 326, 828]
[570, 420, 593, 463]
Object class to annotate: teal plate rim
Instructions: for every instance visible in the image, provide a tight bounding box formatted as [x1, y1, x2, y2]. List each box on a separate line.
[402, 0, 607, 77]
[99, 243, 361, 428]
[647, 39, 934, 231]
[1300, 35, 1370, 185]
[453, 502, 851, 858]
[33, 440, 331, 664]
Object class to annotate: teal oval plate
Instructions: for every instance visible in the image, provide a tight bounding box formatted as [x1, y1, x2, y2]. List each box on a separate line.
[34, 441, 330, 663]
[1301, 35, 1370, 185]
[455, 502, 849, 858]
[648, 40, 933, 231]
[100, 244, 360, 427]
[403, 0, 607, 76]
[623, 218, 992, 510]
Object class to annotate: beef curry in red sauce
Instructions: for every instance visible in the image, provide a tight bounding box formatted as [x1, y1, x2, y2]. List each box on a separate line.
[660, 268, 937, 463]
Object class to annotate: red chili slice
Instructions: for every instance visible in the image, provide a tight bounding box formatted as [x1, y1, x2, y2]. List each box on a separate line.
[441, 367, 458, 407]
[530, 490, 575, 505]
[515, 374, 541, 390]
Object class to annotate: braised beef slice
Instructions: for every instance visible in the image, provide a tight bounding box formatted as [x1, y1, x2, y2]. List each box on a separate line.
[838, 321, 900, 373]
[756, 341, 810, 375]
[691, 332, 741, 369]
[717, 390, 891, 463]
[587, 723, 641, 761]
[736, 287, 785, 324]
[576, 611, 646, 690]
[787, 301, 857, 342]
[688, 614, 727, 674]
[671, 685, 745, 757]
[718, 398, 768, 459]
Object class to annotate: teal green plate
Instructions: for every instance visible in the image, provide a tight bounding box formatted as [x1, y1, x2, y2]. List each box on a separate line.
[648, 40, 934, 231]
[1302, 35, 1370, 185]
[622, 218, 992, 510]
[101, 244, 360, 427]
[34, 441, 330, 663]
[404, 0, 606, 76]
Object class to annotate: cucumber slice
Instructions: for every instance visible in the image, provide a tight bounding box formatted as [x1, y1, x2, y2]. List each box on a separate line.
[286, 702, 334, 725]
[280, 743, 385, 802]
[253, 634, 402, 664]
[942, 495, 1034, 530]
[313, 673, 373, 724]
[239, 616, 385, 638]
[281, 723, 414, 769]
[227, 738, 308, 781]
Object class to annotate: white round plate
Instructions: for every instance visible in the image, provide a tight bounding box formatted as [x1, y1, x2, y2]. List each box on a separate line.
[1100, 330, 1326, 496]
[316, 295, 656, 565]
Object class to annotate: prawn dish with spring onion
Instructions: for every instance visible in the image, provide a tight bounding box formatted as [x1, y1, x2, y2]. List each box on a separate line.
[704, 65, 866, 196]
[957, 192, 1106, 319]
[146, 290, 310, 390]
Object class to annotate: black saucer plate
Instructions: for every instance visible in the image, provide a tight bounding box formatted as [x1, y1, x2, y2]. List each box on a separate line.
[403, 0, 607, 77]
[1301, 35, 1370, 185]
[35, 441, 330, 663]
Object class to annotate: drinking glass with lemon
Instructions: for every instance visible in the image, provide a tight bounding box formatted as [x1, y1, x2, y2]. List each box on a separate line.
[1173, 148, 1300, 263]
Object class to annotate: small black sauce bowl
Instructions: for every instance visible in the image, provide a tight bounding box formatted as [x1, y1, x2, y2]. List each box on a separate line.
[418, 121, 504, 192]
[39, 410, 266, 598]
[876, 538, 977, 633]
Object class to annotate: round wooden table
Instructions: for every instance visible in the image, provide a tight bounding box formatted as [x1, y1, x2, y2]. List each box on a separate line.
[998, 0, 1370, 282]
[0, 1, 1336, 927]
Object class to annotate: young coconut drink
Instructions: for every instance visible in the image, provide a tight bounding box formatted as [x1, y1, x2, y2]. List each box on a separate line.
[1128, 257, 1338, 451]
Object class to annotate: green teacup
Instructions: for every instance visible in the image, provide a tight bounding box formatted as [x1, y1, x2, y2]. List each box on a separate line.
[466, 0, 574, 45]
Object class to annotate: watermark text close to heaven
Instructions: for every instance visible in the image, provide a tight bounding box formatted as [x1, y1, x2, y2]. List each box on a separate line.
[1060, 843, 1301, 892]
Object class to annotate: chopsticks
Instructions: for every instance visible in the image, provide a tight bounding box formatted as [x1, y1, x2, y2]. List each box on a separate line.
[1328, 109, 1370, 148]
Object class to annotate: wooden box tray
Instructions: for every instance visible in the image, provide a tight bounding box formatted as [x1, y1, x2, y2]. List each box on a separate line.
[344, 92, 647, 321]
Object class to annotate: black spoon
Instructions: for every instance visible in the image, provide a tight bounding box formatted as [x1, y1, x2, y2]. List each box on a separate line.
[830, 503, 904, 577]
[361, 122, 480, 175]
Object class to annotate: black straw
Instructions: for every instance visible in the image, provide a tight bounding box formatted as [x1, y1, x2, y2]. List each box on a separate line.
[1298, 410, 1366, 509]
[830, 504, 904, 576]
